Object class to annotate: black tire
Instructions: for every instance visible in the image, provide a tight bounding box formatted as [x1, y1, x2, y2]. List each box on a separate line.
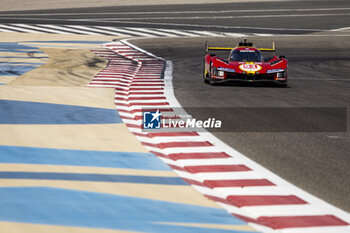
[209, 77, 217, 85]
[277, 82, 288, 88]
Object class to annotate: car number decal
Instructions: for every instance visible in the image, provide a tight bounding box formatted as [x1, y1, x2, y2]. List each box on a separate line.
[239, 64, 262, 72]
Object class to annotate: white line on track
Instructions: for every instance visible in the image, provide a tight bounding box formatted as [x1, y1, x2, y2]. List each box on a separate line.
[111, 27, 158, 37]
[154, 28, 200, 37]
[331, 26, 350, 31]
[187, 30, 222, 37]
[36, 24, 100, 35]
[0, 24, 42, 33]
[0, 26, 15, 32]
[124, 27, 179, 37]
[93, 26, 137, 36]
[10, 23, 70, 34]
[66, 25, 124, 35]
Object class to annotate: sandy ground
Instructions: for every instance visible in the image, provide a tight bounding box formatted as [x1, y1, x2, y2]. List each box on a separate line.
[8, 48, 107, 86]
[0, 0, 291, 12]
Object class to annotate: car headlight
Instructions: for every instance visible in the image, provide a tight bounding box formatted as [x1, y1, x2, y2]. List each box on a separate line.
[277, 70, 287, 78]
[218, 71, 224, 77]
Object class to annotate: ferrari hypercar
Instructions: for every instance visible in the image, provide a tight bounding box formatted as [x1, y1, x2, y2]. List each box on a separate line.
[203, 39, 288, 86]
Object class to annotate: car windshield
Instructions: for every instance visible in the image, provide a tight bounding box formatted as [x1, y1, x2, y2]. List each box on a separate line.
[230, 49, 263, 62]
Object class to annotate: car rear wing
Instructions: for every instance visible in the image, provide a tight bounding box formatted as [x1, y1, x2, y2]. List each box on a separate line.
[205, 41, 232, 53]
[258, 41, 276, 52]
[205, 41, 276, 53]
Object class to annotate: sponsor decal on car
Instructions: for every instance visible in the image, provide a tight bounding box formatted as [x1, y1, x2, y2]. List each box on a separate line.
[267, 68, 284, 73]
[240, 50, 255, 52]
[217, 67, 236, 72]
[239, 64, 262, 72]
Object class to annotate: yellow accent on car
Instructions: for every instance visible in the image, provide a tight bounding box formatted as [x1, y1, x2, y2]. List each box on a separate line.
[258, 41, 276, 52]
[207, 47, 234, 51]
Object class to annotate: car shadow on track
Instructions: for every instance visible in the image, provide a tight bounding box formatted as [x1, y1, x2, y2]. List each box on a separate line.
[207, 81, 289, 88]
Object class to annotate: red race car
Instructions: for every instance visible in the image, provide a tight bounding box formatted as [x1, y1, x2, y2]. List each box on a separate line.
[203, 39, 288, 87]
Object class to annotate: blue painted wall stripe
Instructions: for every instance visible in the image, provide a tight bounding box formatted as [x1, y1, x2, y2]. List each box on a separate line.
[0, 100, 122, 124]
[0, 145, 171, 170]
[0, 62, 44, 65]
[23, 41, 108, 44]
[0, 43, 38, 50]
[0, 56, 49, 59]
[0, 172, 187, 185]
[0, 187, 251, 233]
[0, 50, 43, 53]
[0, 65, 38, 76]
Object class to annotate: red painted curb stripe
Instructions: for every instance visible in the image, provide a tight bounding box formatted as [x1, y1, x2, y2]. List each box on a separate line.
[182, 178, 206, 187]
[128, 88, 164, 91]
[121, 115, 178, 121]
[149, 151, 172, 159]
[92, 82, 130, 87]
[258, 215, 349, 229]
[226, 195, 307, 207]
[133, 80, 163, 83]
[169, 152, 232, 160]
[126, 124, 141, 129]
[205, 194, 232, 205]
[114, 96, 166, 101]
[148, 132, 199, 137]
[142, 141, 214, 149]
[150, 151, 232, 161]
[184, 165, 251, 173]
[204, 179, 275, 188]
[116, 102, 169, 107]
[117, 92, 164, 95]
[117, 108, 173, 114]
[129, 84, 165, 87]
[233, 214, 264, 225]
[168, 164, 186, 171]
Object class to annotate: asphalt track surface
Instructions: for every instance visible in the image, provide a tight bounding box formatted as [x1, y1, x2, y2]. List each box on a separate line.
[0, 0, 349, 34]
[1, 0, 349, 212]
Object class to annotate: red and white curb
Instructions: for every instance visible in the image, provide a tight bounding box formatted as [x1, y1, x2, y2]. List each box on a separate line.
[89, 40, 350, 233]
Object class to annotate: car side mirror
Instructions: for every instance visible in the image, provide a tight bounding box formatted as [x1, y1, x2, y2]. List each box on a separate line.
[210, 53, 216, 57]
[279, 55, 285, 59]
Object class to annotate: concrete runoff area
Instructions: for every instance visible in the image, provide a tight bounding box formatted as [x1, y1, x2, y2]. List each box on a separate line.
[130, 34, 350, 212]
